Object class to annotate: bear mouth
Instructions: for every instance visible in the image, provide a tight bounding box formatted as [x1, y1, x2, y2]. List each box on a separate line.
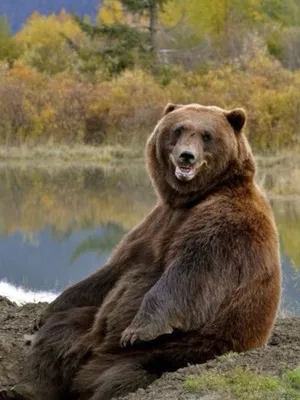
[175, 165, 196, 181]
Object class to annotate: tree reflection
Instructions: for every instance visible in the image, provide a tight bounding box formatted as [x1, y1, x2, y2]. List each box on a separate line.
[70, 223, 126, 263]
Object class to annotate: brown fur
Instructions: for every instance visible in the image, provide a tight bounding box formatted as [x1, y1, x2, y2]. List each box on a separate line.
[2, 104, 281, 400]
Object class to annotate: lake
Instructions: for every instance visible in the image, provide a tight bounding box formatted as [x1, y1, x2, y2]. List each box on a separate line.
[0, 161, 299, 314]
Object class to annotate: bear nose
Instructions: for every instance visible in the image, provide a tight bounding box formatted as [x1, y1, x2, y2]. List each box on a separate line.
[179, 151, 196, 164]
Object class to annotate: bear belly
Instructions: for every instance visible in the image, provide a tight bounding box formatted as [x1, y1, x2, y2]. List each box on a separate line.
[90, 265, 163, 350]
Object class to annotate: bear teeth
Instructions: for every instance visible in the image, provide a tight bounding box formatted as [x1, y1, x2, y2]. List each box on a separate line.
[179, 166, 191, 172]
[175, 166, 196, 181]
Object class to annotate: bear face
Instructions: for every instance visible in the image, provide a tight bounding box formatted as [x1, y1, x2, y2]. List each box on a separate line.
[147, 103, 255, 207]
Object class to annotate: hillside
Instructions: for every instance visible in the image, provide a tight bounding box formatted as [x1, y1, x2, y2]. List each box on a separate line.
[0, 0, 100, 33]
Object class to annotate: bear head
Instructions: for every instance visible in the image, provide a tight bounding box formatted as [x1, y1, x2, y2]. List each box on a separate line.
[146, 103, 255, 208]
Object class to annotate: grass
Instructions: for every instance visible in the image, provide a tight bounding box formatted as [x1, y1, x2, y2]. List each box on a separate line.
[256, 154, 300, 168]
[0, 145, 300, 199]
[0, 144, 298, 169]
[0, 145, 143, 167]
[185, 367, 300, 400]
[284, 369, 300, 389]
[0, 145, 298, 165]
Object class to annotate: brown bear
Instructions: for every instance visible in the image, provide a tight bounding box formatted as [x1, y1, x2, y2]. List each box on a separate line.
[0, 103, 281, 400]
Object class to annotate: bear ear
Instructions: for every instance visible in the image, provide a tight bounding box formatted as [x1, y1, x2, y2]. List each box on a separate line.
[225, 108, 246, 133]
[163, 103, 183, 116]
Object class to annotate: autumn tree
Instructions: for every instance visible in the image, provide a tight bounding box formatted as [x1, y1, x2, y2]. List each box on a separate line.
[158, 0, 300, 66]
[160, 0, 300, 45]
[161, 0, 264, 43]
[15, 11, 84, 74]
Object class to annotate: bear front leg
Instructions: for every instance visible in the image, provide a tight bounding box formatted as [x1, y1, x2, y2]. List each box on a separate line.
[120, 252, 231, 348]
[120, 307, 173, 347]
[120, 285, 176, 347]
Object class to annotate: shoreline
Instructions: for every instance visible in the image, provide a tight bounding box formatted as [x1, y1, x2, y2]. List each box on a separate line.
[0, 145, 144, 167]
[0, 145, 298, 166]
[0, 147, 298, 200]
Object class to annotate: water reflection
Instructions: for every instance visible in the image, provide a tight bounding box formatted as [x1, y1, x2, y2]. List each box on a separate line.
[0, 165, 154, 293]
[0, 164, 299, 314]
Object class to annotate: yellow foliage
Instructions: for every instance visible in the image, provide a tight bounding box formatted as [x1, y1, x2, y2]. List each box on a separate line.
[16, 11, 82, 48]
[14, 11, 84, 74]
[0, 53, 300, 152]
[160, 1, 185, 28]
[160, 0, 265, 41]
[98, 0, 148, 29]
[98, 0, 125, 24]
[7, 61, 46, 84]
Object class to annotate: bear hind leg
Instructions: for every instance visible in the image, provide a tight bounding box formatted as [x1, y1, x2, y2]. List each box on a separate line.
[85, 360, 158, 400]
[5, 307, 98, 400]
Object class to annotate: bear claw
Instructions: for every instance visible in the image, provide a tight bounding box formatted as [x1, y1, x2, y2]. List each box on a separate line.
[120, 324, 173, 348]
[120, 329, 139, 347]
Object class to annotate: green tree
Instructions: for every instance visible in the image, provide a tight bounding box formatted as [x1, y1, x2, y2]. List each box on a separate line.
[0, 15, 22, 66]
[121, 0, 167, 56]
[68, 14, 150, 77]
[68, 0, 169, 77]
[260, 0, 300, 26]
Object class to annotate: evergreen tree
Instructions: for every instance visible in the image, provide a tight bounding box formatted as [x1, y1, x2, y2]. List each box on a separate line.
[68, 0, 168, 77]
[0, 15, 21, 65]
[68, 13, 151, 76]
[121, 0, 165, 55]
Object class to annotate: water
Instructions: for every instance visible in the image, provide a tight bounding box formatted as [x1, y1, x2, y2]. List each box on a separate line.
[0, 163, 299, 314]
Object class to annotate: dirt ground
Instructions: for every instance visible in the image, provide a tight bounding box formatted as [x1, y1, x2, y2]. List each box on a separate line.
[0, 296, 299, 399]
[0, 297, 46, 389]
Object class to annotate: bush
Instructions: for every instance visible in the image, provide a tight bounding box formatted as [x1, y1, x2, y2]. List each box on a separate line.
[0, 55, 300, 152]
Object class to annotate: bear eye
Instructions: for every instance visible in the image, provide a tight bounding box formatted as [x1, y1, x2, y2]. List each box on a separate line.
[173, 126, 184, 138]
[202, 131, 212, 143]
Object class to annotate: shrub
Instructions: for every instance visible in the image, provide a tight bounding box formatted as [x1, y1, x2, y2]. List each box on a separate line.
[0, 55, 300, 152]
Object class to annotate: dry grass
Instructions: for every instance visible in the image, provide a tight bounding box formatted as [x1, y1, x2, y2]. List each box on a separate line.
[0, 145, 143, 168]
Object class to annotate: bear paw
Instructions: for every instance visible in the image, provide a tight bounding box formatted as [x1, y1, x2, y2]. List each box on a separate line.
[120, 323, 173, 347]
